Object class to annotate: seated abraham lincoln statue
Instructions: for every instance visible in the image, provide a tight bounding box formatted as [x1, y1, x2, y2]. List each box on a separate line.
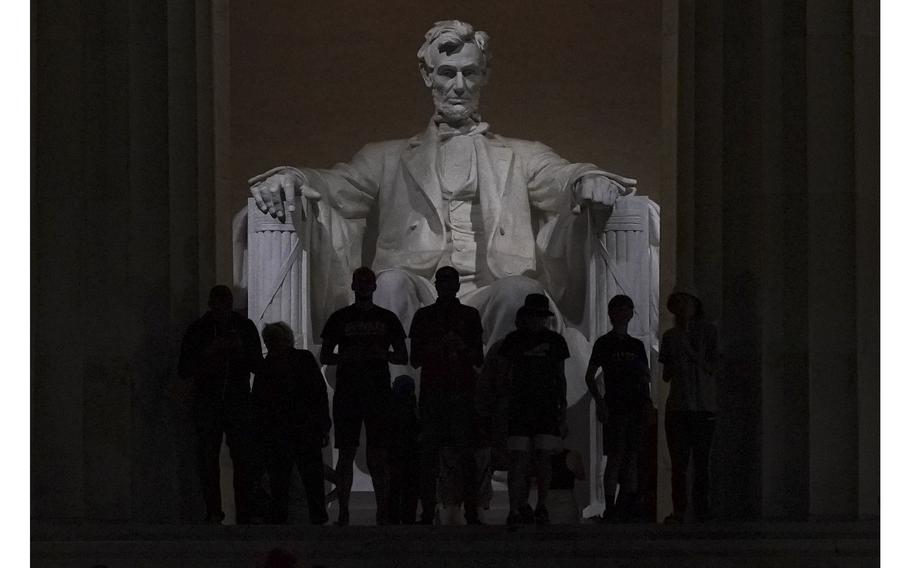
[246, 20, 651, 407]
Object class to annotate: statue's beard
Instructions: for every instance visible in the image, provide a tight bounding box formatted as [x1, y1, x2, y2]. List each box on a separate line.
[434, 98, 480, 126]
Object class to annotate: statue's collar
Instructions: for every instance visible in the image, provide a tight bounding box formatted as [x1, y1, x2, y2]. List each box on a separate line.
[407, 117, 500, 148]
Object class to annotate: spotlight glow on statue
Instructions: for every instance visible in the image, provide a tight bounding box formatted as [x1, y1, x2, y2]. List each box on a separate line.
[245, 20, 656, 411]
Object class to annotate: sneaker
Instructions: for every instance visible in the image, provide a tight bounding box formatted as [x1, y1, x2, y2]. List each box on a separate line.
[534, 505, 550, 525]
[663, 513, 683, 525]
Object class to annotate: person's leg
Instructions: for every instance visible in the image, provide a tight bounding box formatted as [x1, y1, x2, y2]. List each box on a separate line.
[665, 412, 693, 521]
[437, 446, 464, 525]
[387, 456, 403, 525]
[332, 391, 361, 526]
[507, 436, 533, 523]
[401, 453, 421, 524]
[225, 408, 256, 525]
[418, 441, 440, 523]
[267, 448, 293, 524]
[364, 394, 393, 525]
[193, 403, 225, 522]
[464, 447, 490, 524]
[334, 448, 356, 526]
[692, 413, 716, 520]
[532, 435, 560, 524]
[602, 413, 628, 520]
[366, 446, 391, 525]
[296, 444, 329, 525]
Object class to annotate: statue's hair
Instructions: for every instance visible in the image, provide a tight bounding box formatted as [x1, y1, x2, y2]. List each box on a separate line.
[262, 321, 295, 349]
[417, 20, 490, 72]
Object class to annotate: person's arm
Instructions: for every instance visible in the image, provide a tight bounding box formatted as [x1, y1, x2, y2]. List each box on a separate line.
[387, 313, 409, 365]
[389, 336, 409, 365]
[319, 338, 341, 366]
[408, 311, 425, 369]
[584, 357, 606, 423]
[467, 309, 485, 368]
[304, 350, 332, 445]
[241, 318, 264, 374]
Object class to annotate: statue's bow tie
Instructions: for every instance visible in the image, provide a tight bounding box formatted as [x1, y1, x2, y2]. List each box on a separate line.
[436, 120, 490, 142]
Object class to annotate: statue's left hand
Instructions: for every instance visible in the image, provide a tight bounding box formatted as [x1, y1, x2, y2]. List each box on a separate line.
[248, 167, 321, 222]
[572, 173, 637, 214]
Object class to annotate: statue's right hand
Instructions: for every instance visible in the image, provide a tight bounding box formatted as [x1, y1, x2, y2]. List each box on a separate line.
[248, 168, 321, 221]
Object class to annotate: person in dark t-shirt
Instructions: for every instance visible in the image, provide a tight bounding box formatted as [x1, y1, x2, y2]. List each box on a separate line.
[409, 266, 486, 524]
[498, 293, 570, 525]
[253, 322, 330, 525]
[320, 267, 408, 526]
[585, 294, 651, 522]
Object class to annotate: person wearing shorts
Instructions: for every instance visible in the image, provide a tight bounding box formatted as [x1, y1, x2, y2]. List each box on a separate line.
[320, 267, 408, 525]
[585, 294, 651, 522]
[498, 294, 569, 525]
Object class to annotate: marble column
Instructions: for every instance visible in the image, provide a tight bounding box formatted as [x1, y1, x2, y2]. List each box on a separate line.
[672, 0, 877, 520]
[32, 0, 217, 522]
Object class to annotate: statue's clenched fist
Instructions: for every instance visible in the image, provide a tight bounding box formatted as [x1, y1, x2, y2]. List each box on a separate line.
[572, 173, 637, 214]
[248, 167, 321, 221]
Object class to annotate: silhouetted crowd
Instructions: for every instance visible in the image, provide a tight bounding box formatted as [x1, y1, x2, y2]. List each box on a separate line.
[179, 268, 719, 526]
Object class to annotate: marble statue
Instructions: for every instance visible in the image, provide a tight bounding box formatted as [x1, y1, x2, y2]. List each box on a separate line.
[236, 20, 660, 506]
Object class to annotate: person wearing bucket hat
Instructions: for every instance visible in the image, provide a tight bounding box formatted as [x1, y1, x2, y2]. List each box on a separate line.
[497, 293, 569, 525]
[659, 287, 720, 524]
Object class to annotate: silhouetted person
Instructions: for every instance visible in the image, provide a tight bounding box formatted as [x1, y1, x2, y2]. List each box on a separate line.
[253, 322, 330, 525]
[585, 294, 651, 522]
[498, 294, 569, 525]
[660, 290, 720, 523]
[409, 266, 486, 524]
[320, 267, 408, 525]
[387, 375, 420, 524]
[178, 285, 263, 524]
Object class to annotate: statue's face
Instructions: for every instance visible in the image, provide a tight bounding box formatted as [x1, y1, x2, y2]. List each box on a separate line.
[425, 43, 487, 123]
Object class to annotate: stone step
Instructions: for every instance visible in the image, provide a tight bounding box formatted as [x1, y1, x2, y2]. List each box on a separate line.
[32, 521, 878, 568]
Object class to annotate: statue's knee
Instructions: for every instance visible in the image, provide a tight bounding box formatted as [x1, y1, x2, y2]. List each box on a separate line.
[375, 269, 417, 303]
[491, 276, 544, 306]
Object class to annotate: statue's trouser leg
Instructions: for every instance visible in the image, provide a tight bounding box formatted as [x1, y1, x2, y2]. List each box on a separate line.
[374, 269, 435, 332]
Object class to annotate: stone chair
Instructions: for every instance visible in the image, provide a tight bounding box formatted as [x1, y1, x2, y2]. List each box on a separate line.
[233, 194, 660, 518]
